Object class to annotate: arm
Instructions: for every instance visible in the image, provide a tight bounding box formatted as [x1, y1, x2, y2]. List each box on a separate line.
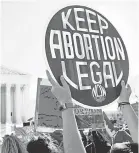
[118, 81, 138, 143]
[46, 71, 86, 153]
[62, 107, 86, 153]
[120, 105, 138, 143]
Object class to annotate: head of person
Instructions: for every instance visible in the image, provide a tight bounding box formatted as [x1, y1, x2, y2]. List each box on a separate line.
[27, 136, 61, 153]
[27, 137, 51, 153]
[1, 134, 27, 153]
[111, 142, 138, 153]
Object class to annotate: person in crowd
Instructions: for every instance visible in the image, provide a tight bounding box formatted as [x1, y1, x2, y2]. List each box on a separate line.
[92, 130, 111, 153]
[79, 129, 88, 147]
[47, 70, 138, 153]
[111, 142, 138, 153]
[88, 129, 93, 145]
[113, 129, 133, 144]
[1, 134, 27, 153]
[47, 70, 86, 153]
[27, 136, 63, 153]
[110, 80, 138, 153]
[86, 141, 96, 153]
[27, 137, 51, 153]
[116, 81, 138, 143]
[86, 131, 96, 153]
[86, 129, 111, 153]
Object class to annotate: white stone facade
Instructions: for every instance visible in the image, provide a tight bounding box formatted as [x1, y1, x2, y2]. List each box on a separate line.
[0, 66, 31, 127]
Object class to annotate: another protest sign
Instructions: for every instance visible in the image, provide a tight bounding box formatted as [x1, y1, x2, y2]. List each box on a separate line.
[45, 5, 129, 107]
[36, 78, 104, 129]
[35, 78, 62, 129]
[75, 107, 104, 129]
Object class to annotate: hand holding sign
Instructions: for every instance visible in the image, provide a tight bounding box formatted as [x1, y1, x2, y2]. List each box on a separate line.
[46, 70, 72, 104]
[118, 80, 132, 103]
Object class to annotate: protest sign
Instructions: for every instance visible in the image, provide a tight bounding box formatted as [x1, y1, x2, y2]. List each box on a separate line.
[36, 78, 62, 129]
[74, 107, 102, 115]
[75, 107, 104, 129]
[45, 5, 129, 107]
[36, 78, 104, 129]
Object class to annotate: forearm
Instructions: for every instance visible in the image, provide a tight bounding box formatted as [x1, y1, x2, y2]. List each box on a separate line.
[120, 104, 138, 143]
[62, 108, 86, 153]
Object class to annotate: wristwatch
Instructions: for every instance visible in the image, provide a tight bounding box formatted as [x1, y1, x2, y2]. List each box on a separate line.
[59, 102, 75, 111]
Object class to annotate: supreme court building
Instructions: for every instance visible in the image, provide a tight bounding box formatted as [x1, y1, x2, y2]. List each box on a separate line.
[0, 66, 31, 126]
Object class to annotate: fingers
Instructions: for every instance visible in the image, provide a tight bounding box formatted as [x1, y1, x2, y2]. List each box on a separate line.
[60, 75, 69, 89]
[46, 70, 70, 90]
[127, 84, 132, 92]
[46, 70, 57, 86]
[127, 84, 130, 89]
[121, 80, 125, 88]
[121, 80, 131, 91]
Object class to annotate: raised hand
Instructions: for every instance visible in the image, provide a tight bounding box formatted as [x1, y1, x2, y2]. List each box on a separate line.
[46, 70, 72, 104]
[118, 80, 132, 103]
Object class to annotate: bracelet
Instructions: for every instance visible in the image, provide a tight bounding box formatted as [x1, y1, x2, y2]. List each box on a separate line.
[59, 103, 75, 112]
[118, 102, 130, 108]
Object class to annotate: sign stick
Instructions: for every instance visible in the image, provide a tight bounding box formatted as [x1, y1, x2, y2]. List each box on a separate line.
[34, 78, 42, 133]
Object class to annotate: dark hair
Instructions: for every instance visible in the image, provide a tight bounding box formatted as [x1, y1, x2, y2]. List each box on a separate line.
[27, 138, 51, 153]
[86, 130, 111, 153]
[111, 142, 138, 153]
[91, 131, 111, 153]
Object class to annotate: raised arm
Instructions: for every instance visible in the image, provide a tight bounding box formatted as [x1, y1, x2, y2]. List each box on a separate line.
[118, 81, 138, 143]
[46, 71, 86, 153]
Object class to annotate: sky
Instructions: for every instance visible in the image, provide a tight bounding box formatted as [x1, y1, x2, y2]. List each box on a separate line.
[1, 0, 139, 112]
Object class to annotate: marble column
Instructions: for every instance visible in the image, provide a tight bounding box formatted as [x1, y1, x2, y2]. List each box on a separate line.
[15, 84, 22, 126]
[21, 85, 25, 123]
[0, 85, 1, 124]
[0, 85, 1, 138]
[5, 84, 12, 124]
[22, 84, 29, 122]
[1, 84, 6, 124]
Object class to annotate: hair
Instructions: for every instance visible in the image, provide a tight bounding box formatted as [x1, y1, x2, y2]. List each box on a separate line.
[91, 130, 111, 153]
[27, 135, 64, 153]
[27, 137, 51, 153]
[111, 142, 138, 153]
[1, 135, 27, 153]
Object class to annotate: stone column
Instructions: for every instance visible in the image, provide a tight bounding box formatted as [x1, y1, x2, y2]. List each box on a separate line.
[0, 85, 1, 124]
[15, 84, 22, 126]
[22, 84, 29, 123]
[5, 84, 12, 124]
[1, 84, 6, 124]
[0, 85, 1, 138]
[21, 85, 25, 123]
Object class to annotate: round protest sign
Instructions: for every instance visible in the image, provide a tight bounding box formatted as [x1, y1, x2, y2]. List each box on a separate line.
[45, 5, 129, 107]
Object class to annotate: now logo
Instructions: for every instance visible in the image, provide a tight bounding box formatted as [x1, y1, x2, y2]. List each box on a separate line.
[92, 84, 106, 103]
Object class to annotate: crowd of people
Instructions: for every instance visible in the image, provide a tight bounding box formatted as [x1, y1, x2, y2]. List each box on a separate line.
[0, 71, 138, 153]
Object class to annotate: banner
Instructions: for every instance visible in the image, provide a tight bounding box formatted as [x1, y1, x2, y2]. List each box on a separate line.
[36, 78, 62, 128]
[74, 108, 102, 115]
[45, 5, 129, 107]
[36, 78, 104, 129]
[75, 107, 104, 129]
